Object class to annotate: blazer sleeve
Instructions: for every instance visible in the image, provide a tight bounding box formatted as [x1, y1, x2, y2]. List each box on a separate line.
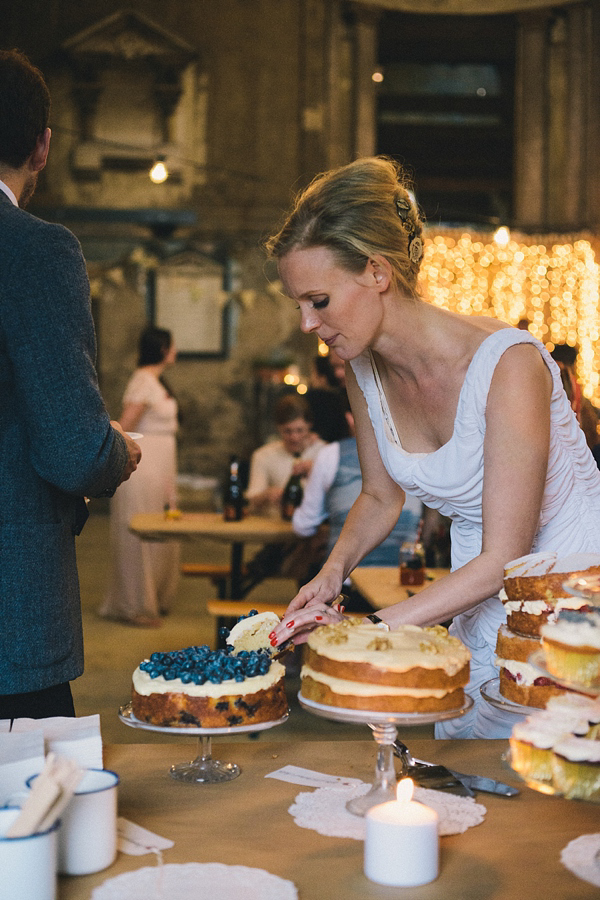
[0, 216, 127, 497]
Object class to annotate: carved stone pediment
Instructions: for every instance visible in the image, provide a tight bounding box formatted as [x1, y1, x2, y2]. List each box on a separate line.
[62, 9, 196, 67]
[62, 10, 198, 177]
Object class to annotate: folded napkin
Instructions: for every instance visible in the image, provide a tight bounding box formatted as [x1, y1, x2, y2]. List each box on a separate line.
[117, 818, 174, 857]
[10, 714, 103, 768]
[0, 729, 45, 806]
[0, 714, 102, 806]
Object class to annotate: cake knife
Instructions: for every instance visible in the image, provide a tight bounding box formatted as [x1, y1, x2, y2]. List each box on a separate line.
[410, 758, 520, 796]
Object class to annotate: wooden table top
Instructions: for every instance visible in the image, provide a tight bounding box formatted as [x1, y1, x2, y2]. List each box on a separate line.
[129, 511, 296, 544]
[59, 737, 599, 900]
[350, 566, 450, 609]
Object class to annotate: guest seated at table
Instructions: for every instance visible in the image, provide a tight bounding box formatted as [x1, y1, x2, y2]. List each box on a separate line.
[292, 395, 423, 608]
[246, 394, 324, 516]
[551, 342, 600, 459]
[244, 394, 325, 584]
[309, 354, 339, 390]
[266, 155, 600, 740]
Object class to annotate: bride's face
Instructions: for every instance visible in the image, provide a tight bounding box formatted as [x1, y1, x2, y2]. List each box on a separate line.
[279, 245, 386, 361]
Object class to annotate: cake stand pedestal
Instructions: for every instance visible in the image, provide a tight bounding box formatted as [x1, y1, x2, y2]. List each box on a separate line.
[298, 694, 473, 816]
[118, 702, 288, 784]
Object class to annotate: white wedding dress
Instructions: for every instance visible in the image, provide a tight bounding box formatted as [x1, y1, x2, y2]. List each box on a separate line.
[350, 328, 600, 738]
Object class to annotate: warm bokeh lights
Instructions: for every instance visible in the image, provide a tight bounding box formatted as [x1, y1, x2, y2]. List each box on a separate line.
[419, 230, 600, 405]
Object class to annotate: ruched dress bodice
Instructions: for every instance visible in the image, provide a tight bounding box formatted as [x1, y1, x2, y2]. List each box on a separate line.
[350, 328, 600, 738]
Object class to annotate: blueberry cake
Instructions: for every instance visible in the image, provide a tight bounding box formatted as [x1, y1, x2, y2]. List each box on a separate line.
[132, 612, 287, 728]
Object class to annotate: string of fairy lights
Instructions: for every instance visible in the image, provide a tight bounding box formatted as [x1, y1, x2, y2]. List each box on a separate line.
[417, 229, 600, 405]
[311, 228, 600, 406]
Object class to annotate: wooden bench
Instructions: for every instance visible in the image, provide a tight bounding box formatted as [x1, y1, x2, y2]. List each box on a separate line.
[206, 599, 290, 646]
[181, 562, 239, 598]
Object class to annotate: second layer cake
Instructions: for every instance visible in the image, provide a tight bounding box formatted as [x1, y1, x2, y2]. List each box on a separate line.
[300, 620, 470, 713]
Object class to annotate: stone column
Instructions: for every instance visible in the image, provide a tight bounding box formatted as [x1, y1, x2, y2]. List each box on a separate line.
[584, 1, 600, 228]
[351, 3, 380, 160]
[298, 0, 330, 181]
[514, 11, 550, 227]
[563, 3, 590, 227]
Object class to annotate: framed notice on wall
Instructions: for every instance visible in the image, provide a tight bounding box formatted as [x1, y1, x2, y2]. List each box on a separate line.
[151, 253, 229, 358]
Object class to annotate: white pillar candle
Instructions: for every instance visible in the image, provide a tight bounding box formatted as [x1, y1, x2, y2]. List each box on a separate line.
[364, 778, 439, 887]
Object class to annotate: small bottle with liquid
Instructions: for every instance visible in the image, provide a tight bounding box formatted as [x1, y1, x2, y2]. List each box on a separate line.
[281, 462, 303, 521]
[223, 456, 244, 521]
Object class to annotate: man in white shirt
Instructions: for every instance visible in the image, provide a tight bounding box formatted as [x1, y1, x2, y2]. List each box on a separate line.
[246, 394, 325, 515]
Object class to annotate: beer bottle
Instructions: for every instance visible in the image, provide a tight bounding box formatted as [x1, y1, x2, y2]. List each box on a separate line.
[281, 458, 303, 521]
[223, 456, 244, 521]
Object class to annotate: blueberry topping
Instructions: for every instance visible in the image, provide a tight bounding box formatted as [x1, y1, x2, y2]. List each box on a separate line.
[139, 643, 273, 684]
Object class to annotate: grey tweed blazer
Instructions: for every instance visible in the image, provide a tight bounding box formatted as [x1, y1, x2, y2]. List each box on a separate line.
[0, 190, 127, 694]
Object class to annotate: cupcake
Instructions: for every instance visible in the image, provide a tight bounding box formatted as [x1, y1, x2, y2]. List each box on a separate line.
[551, 737, 600, 800]
[545, 694, 600, 738]
[509, 720, 572, 783]
[540, 609, 600, 689]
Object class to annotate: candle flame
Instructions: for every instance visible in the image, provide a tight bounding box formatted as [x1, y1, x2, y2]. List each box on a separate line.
[396, 777, 414, 803]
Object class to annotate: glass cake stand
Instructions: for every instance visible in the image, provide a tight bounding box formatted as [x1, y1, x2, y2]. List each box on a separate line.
[480, 677, 539, 716]
[119, 702, 289, 783]
[562, 572, 600, 604]
[298, 693, 473, 816]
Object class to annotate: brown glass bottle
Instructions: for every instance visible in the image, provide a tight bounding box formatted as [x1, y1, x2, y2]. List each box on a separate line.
[223, 456, 244, 521]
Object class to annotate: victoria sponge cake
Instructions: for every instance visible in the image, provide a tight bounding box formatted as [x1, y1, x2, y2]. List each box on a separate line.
[300, 619, 470, 713]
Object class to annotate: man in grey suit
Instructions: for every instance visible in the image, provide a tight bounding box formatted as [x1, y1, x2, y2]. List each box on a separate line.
[0, 49, 142, 719]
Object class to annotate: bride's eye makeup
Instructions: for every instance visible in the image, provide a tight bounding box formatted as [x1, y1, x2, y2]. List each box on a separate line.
[310, 296, 329, 310]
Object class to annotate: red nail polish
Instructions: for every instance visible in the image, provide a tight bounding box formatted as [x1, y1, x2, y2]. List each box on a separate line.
[315, 615, 323, 621]
[339, 605, 346, 612]
[270, 638, 277, 646]
[268, 631, 275, 638]
[286, 620, 295, 628]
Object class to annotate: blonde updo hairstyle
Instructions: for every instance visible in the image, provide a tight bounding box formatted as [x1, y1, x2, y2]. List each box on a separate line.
[266, 156, 424, 299]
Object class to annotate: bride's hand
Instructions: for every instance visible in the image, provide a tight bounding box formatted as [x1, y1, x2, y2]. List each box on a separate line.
[270, 600, 346, 646]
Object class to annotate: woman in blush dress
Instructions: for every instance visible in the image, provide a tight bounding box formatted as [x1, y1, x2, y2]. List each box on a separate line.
[100, 326, 179, 627]
[267, 156, 600, 739]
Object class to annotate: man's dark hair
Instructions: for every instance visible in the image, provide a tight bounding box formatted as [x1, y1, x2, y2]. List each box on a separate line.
[273, 393, 313, 427]
[0, 49, 51, 169]
[551, 343, 578, 368]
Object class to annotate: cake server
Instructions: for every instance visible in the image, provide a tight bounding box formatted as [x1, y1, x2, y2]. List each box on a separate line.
[393, 740, 475, 796]
[406, 754, 519, 796]
[440, 771, 519, 796]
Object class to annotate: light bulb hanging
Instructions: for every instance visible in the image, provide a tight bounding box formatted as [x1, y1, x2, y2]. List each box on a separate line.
[149, 156, 168, 184]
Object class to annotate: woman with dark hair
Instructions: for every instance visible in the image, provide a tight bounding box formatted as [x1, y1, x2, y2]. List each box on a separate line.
[100, 326, 179, 626]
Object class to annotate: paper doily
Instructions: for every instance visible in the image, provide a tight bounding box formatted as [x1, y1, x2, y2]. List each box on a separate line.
[288, 782, 486, 840]
[91, 862, 298, 900]
[561, 833, 600, 888]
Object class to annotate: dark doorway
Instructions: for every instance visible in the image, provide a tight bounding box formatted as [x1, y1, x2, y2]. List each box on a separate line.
[376, 12, 517, 226]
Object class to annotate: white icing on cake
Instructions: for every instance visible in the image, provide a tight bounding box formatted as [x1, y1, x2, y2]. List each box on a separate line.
[511, 720, 572, 749]
[495, 657, 540, 686]
[306, 622, 470, 676]
[541, 611, 600, 649]
[501, 597, 587, 614]
[132, 661, 285, 698]
[526, 710, 590, 736]
[504, 552, 600, 579]
[552, 737, 600, 763]
[545, 694, 600, 723]
[301, 666, 455, 699]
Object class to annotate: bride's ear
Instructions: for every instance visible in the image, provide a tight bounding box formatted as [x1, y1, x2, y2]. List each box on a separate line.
[356, 256, 392, 292]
